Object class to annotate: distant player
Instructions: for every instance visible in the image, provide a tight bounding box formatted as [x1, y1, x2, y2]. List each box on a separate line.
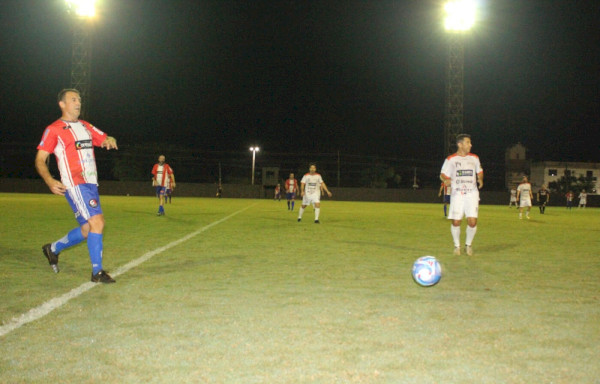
[509, 186, 518, 207]
[537, 184, 550, 214]
[438, 181, 451, 217]
[298, 164, 332, 223]
[516, 176, 533, 219]
[274, 183, 281, 201]
[440, 134, 483, 256]
[566, 191, 574, 210]
[151, 155, 175, 216]
[36, 88, 118, 283]
[578, 190, 587, 209]
[285, 173, 299, 211]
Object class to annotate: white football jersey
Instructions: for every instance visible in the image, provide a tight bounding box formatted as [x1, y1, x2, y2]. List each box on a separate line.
[301, 173, 323, 196]
[440, 153, 483, 196]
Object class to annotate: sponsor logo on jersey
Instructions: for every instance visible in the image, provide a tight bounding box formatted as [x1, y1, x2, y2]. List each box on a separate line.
[456, 170, 473, 177]
[75, 140, 93, 150]
[89, 199, 98, 208]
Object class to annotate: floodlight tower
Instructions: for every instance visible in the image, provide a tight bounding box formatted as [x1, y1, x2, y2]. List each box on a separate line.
[443, 0, 475, 155]
[66, 0, 96, 119]
[249, 146, 260, 185]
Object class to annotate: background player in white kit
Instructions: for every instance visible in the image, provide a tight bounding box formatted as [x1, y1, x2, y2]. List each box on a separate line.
[516, 176, 533, 219]
[440, 134, 483, 256]
[578, 190, 587, 208]
[297, 164, 332, 223]
[509, 186, 518, 207]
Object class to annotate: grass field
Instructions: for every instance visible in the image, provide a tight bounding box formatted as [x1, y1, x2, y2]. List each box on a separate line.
[0, 193, 599, 383]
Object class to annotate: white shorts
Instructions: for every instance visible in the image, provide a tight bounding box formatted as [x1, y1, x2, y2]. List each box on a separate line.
[520, 199, 532, 207]
[510, 197, 517, 202]
[302, 193, 321, 206]
[448, 193, 479, 220]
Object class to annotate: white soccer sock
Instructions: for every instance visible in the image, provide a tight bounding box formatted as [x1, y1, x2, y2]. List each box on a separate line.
[466, 226, 477, 246]
[298, 207, 304, 219]
[314, 208, 320, 220]
[451, 225, 461, 248]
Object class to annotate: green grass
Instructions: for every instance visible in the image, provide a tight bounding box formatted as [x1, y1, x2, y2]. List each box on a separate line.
[1, 193, 599, 383]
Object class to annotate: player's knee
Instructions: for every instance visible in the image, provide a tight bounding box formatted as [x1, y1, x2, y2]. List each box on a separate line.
[88, 214, 105, 233]
[80, 223, 91, 238]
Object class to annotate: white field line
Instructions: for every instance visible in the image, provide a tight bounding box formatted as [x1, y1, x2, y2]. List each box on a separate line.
[0, 204, 255, 338]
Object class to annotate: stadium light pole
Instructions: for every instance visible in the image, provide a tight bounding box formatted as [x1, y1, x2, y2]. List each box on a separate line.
[249, 146, 260, 185]
[443, 0, 475, 155]
[65, 0, 96, 119]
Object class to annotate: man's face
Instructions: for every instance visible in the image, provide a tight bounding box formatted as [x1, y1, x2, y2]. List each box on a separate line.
[158, 156, 165, 165]
[457, 137, 472, 153]
[289, 173, 294, 179]
[309, 165, 316, 174]
[59, 91, 81, 119]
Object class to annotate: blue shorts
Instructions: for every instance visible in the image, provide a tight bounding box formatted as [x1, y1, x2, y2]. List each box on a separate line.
[444, 195, 451, 204]
[286, 192, 296, 200]
[166, 188, 172, 195]
[65, 183, 103, 225]
[157, 186, 167, 196]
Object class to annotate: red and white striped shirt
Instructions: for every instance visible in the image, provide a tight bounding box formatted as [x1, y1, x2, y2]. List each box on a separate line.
[152, 163, 174, 188]
[37, 119, 107, 189]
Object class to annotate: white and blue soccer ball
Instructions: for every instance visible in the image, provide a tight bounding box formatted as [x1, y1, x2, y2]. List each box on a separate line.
[412, 256, 442, 287]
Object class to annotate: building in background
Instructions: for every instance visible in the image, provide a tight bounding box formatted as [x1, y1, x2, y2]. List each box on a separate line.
[505, 143, 530, 190]
[530, 161, 599, 194]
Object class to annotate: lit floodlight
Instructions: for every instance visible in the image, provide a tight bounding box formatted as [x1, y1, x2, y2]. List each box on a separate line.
[66, 0, 96, 18]
[444, 0, 475, 31]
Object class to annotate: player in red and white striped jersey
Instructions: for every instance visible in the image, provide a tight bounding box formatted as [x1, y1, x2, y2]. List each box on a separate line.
[35, 89, 118, 283]
[151, 155, 176, 216]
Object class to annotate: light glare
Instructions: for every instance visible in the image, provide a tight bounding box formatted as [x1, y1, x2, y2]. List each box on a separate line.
[66, 0, 96, 18]
[444, 0, 476, 31]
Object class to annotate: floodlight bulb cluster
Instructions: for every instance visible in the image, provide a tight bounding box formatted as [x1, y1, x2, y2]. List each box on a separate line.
[250, 147, 260, 152]
[66, 0, 96, 18]
[444, 0, 476, 31]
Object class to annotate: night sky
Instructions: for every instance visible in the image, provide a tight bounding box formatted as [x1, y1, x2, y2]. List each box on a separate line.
[1, 0, 599, 165]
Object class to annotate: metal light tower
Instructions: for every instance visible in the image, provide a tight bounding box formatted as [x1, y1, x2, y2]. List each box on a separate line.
[249, 147, 260, 185]
[443, 0, 475, 155]
[66, 0, 96, 119]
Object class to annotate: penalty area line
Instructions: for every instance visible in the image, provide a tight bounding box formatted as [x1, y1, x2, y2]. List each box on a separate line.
[0, 203, 256, 338]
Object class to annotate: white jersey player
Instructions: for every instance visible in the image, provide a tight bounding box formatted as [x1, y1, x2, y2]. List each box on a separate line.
[578, 190, 587, 208]
[516, 176, 532, 219]
[509, 187, 517, 207]
[440, 134, 483, 256]
[297, 163, 332, 223]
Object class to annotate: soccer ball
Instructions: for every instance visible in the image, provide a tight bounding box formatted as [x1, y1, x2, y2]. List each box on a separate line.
[412, 256, 442, 287]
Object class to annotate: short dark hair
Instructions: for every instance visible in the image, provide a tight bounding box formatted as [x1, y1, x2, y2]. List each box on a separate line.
[58, 88, 80, 103]
[456, 134, 471, 144]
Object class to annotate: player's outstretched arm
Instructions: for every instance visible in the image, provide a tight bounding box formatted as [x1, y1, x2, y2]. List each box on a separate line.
[35, 150, 66, 196]
[101, 136, 118, 150]
[321, 182, 332, 197]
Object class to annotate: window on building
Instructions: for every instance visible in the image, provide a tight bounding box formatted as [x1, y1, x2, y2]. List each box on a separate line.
[548, 169, 557, 176]
[587, 170, 594, 179]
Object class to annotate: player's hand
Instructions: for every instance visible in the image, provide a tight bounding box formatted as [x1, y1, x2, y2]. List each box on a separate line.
[478, 180, 483, 189]
[172, 183, 176, 189]
[443, 178, 451, 187]
[327, 191, 332, 198]
[47, 179, 67, 196]
[101, 136, 118, 150]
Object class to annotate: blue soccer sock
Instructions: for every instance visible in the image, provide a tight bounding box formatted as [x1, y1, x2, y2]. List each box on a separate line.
[52, 227, 85, 254]
[291, 201, 295, 210]
[87, 233, 103, 274]
[444, 205, 447, 216]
